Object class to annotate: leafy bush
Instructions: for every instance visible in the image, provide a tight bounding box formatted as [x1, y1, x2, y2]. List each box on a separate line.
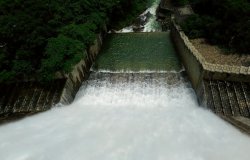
[40, 35, 85, 81]
[181, 14, 207, 38]
[59, 23, 96, 46]
[173, 0, 190, 6]
[0, 70, 15, 83]
[0, 0, 147, 82]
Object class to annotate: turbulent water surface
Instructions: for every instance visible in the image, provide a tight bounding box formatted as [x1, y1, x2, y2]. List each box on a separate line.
[1, 71, 250, 160]
[117, 0, 161, 33]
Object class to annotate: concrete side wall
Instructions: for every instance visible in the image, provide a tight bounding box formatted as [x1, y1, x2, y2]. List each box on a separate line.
[171, 20, 206, 104]
[0, 79, 66, 116]
[171, 19, 250, 82]
[171, 20, 204, 90]
[59, 34, 103, 104]
[0, 33, 104, 123]
[171, 18, 250, 121]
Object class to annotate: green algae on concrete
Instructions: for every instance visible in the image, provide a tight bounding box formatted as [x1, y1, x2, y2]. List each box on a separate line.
[93, 32, 182, 72]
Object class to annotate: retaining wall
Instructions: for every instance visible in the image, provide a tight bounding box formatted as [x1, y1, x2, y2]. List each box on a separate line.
[59, 33, 104, 104]
[171, 17, 250, 120]
[171, 19, 250, 83]
[0, 32, 104, 122]
[170, 19, 205, 103]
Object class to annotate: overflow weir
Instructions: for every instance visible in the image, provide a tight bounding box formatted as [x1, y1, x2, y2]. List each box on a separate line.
[0, 1, 250, 159]
[171, 16, 250, 134]
[1, 30, 250, 159]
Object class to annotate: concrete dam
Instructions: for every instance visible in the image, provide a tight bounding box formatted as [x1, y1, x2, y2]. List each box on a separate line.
[1, 0, 250, 159]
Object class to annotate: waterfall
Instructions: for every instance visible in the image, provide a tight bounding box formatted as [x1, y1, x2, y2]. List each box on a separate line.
[117, 0, 161, 33]
[0, 0, 250, 159]
[142, 0, 162, 32]
[0, 71, 250, 160]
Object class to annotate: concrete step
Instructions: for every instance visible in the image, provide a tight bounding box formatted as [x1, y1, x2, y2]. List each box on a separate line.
[51, 79, 66, 106]
[209, 81, 224, 114]
[13, 82, 30, 112]
[22, 82, 37, 112]
[242, 83, 250, 112]
[233, 82, 249, 117]
[0, 84, 8, 113]
[204, 80, 250, 118]
[204, 80, 216, 112]
[217, 81, 232, 116]
[5, 83, 22, 113]
[225, 82, 241, 116]
[221, 116, 250, 135]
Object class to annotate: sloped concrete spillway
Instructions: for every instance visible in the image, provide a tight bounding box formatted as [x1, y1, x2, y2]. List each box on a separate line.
[1, 32, 250, 160]
[92, 32, 181, 72]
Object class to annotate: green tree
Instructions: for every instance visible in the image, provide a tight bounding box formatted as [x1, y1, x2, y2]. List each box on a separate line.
[0, 0, 148, 82]
[40, 35, 85, 81]
[59, 23, 96, 46]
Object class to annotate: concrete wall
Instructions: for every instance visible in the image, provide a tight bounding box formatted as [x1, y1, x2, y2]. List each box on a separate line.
[171, 17, 250, 112]
[171, 19, 205, 103]
[59, 33, 104, 104]
[171, 19, 250, 82]
[0, 80, 66, 117]
[0, 32, 104, 123]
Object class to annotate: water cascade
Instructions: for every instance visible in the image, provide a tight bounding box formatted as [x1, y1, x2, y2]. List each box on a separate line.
[117, 0, 161, 33]
[0, 1, 250, 160]
[1, 69, 250, 159]
[142, 0, 162, 32]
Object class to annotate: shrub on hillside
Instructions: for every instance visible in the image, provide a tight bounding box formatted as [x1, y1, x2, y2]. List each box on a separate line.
[173, 0, 190, 6]
[40, 35, 85, 81]
[0, 0, 147, 82]
[182, 0, 250, 54]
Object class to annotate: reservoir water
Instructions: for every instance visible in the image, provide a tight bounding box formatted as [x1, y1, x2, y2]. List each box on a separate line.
[92, 32, 181, 72]
[0, 0, 250, 160]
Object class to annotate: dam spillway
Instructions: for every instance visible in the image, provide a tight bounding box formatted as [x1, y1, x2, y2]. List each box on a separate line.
[92, 32, 182, 72]
[0, 31, 250, 160]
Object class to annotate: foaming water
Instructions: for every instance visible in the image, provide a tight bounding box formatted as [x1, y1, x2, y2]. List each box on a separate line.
[117, 0, 161, 33]
[142, 0, 161, 32]
[118, 26, 134, 33]
[90, 68, 185, 74]
[0, 72, 250, 160]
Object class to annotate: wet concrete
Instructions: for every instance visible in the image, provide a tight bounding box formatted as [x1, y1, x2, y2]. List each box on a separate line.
[0, 79, 66, 123]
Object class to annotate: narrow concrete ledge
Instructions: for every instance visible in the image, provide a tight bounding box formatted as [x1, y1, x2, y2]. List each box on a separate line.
[221, 116, 250, 135]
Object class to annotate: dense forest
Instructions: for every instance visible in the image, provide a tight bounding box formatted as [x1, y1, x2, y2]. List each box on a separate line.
[0, 0, 147, 82]
[178, 0, 250, 54]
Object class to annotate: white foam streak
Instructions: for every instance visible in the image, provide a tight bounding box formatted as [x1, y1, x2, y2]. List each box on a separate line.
[0, 73, 250, 160]
[117, 26, 134, 33]
[90, 68, 185, 74]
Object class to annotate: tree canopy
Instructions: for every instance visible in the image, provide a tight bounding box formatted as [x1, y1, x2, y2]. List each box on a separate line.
[180, 0, 250, 54]
[0, 0, 146, 82]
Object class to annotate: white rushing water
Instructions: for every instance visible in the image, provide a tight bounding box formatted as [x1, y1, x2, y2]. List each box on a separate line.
[142, 0, 161, 32]
[117, 0, 161, 33]
[0, 72, 250, 160]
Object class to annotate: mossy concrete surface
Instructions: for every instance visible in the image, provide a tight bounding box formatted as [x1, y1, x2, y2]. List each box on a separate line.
[93, 32, 182, 72]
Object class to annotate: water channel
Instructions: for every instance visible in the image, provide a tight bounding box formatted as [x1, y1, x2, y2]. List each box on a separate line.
[0, 0, 250, 160]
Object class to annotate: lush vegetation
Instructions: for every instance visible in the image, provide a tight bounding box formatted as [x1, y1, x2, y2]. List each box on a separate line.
[0, 0, 147, 82]
[179, 0, 250, 54]
[173, 0, 189, 6]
